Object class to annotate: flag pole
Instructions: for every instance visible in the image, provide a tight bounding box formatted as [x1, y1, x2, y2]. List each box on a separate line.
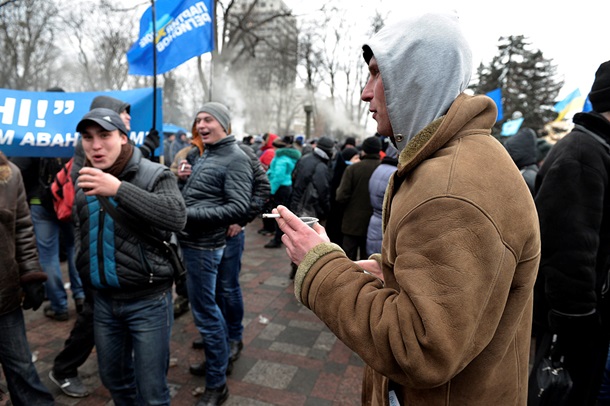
[151, 0, 158, 131]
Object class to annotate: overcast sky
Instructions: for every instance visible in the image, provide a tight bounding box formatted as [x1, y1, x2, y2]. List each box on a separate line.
[286, 0, 607, 100]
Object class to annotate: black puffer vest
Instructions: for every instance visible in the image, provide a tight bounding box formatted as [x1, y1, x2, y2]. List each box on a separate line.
[75, 150, 174, 300]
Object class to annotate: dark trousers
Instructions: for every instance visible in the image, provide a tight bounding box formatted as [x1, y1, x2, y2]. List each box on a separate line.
[342, 234, 367, 261]
[52, 288, 95, 379]
[271, 186, 292, 243]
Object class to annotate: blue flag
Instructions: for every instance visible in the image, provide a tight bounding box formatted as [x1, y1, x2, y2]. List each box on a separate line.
[485, 88, 503, 122]
[127, 0, 215, 76]
[501, 117, 524, 136]
[582, 96, 593, 113]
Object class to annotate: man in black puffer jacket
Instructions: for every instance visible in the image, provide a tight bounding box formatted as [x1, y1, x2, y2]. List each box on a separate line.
[176, 102, 253, 406]
[534, 60, 610, 405]
[191, 142, 271, 364]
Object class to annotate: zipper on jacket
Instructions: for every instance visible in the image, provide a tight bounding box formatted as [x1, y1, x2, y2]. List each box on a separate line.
[183, 150, 208, 191]
[98, 206, 108, 286]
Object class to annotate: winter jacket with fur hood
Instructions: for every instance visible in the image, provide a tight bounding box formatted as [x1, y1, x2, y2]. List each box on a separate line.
[294, 12, 540, 406]
[0, 152, 47, 315]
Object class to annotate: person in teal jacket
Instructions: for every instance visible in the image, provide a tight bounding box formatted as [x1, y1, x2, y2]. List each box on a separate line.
[264, 138, 301, 248]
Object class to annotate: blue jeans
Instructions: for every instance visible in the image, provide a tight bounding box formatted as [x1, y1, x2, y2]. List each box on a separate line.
[94, 290, 173, 406]
[216, 231, 245, 343]
[183, 246, 228, 389]
[30, 204, 84, 313]
[0, 308, 54, 406]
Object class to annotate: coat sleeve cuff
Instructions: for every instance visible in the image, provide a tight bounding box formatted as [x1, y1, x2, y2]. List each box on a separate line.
[20, 271, 48, 285]
[368, 253, 382, 266]
[294, 242, 345, 304]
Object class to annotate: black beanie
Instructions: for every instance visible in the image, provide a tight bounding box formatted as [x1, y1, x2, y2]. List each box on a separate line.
[589, 60, 610, 113]
[362, 136, 381, 154]
[316, 136, 335, 157]
[90, 95, 131, 115]
[341, 147, 359, 161]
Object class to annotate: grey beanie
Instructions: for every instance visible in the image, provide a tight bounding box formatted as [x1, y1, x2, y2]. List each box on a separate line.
[90, 95, 130, 115]
[198, 102, 231, 133]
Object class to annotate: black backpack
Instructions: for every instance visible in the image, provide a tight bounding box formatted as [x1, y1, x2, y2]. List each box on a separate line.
[38, 157, 69, 215]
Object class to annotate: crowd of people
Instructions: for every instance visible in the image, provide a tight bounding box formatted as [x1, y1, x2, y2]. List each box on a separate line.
[2, 9, 610, 406]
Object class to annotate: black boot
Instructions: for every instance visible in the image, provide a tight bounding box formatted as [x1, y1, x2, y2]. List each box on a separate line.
[196, 384, 228, 406]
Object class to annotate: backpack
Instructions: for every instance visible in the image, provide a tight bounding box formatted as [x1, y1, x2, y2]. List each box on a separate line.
[50, 158, 75, 222]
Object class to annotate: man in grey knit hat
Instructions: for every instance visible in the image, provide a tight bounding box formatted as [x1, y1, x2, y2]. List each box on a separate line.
[177, 101, 253, 406]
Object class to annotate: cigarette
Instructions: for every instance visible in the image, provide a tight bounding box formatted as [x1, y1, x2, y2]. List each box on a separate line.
[180, 163, 186, 171]
[262, 213, 281, 218]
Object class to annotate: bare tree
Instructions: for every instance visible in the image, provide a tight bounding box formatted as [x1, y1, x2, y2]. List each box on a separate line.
[61, 1, 134, 91]
[0, 0, 62, 90]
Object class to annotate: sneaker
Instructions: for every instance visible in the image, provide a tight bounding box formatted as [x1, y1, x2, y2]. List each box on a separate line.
[49, 371, 89, 398]
[196, 384, 228, 406]
[264, 239, 282, 248]
[44, 305, 69, 322]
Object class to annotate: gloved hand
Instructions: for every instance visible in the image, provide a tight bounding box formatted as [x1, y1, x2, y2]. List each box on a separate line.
[22, 282, 45, 311]
[140, 129, 160, 158]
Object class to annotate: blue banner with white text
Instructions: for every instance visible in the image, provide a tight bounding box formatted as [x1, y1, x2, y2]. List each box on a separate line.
[0, 88, 162, 158]
[127, 0, 215, 76]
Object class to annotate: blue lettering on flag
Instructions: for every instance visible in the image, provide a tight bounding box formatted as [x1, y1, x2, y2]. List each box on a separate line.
[127, 0, 215, 76]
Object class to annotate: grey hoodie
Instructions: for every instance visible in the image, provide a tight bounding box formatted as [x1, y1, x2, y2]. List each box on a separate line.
[363, 12, 473, 150]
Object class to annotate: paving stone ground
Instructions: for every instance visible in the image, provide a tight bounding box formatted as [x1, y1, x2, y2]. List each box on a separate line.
[2, 218, 364, 405]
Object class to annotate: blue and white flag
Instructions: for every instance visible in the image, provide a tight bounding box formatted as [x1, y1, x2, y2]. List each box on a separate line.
[553, 88, 581, 113]
[127, 0, 215, 76]
[0, 88, 163, 157]
[501, 117, 524, 137]
[485, 88, 503, 122]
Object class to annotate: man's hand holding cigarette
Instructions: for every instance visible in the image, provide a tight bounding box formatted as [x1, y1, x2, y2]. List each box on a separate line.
[272, 206, 329, 265]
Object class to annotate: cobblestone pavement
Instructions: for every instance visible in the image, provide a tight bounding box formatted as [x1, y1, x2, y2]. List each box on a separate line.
[4, 218, 364, 405]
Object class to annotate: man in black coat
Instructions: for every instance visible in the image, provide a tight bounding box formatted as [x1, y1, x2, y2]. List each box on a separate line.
[534, 60, 610, 405]
[289, 135, 335, 219]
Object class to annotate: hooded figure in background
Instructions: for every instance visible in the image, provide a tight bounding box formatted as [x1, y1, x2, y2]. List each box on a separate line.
[275, 11, 540, 405]
[503, 127, 539, 195]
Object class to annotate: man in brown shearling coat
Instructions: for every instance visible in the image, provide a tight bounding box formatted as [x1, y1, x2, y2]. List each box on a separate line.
[274, 11, 540, 406]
